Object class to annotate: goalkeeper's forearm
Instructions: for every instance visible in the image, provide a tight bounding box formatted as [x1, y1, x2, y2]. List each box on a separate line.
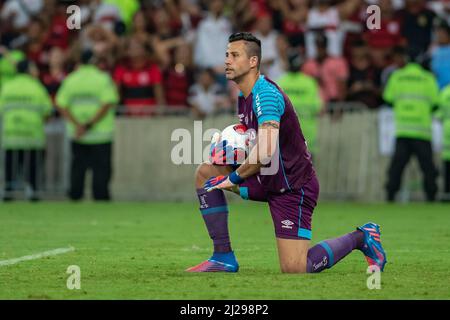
[235, 146, 265, 179]
[235, 120, 280, 180]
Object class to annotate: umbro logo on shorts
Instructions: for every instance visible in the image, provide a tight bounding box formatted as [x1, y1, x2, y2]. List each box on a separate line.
[281, 220, 294, 229]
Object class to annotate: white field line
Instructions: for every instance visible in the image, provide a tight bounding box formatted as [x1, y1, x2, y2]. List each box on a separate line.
[0, 247, 75, 267]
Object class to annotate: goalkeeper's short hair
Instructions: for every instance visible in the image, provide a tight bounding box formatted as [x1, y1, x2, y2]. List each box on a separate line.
[228, 32, 262, 70]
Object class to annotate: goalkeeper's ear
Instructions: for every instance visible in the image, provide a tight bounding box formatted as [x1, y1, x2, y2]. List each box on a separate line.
[250, 55, 259, 70]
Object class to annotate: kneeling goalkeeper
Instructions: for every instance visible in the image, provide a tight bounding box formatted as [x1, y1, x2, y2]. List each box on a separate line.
[187, 32, 387, 273]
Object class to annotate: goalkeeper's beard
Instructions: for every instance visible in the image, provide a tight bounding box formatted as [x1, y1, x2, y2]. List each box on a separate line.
[228, 67, 251, 84]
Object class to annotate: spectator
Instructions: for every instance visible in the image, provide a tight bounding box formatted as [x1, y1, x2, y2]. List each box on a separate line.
[56, 50, 119, 201]
[77, 0, 99, 26]
[306, 0, 342, 59]
[163, 0, 187, 33]
[78, 23, 120, 72]
[188, 68, 229, 120]
[271, 34, 290, 81]
[396, 0, 436, 59]
[252, 14, 283, 80]
[163, 42, 195, 110]
[45, 0, 72, 50]
[302, 32, 349, 105]
[114, 37, 165, 116]
[305, 0, 361, 59]
[175, 0, 203, 42]
[79, 0, 123, 33]
[178, 0, 202, 19]
[366, 0, 405, 10]
[230, 0, 259, 32]
[364, 0, 404, 69]
[40, 46, 67, 105]
[0, 59, 52, 201]
[130, 10, 152, 44]
[427, 0, 450, 26]
[0, 0, 44, 31]
[430, 21, 450, 89]
[229, 0, 270, 31]
[150, 6, 185, 69]
[346, 41, 382, 109]
[10, 18, 50, 73]
[177, 0, 203, 33]
[273, 0, 308, 49]
[193, 0, 232, 82]
[340, 0, 366, 60]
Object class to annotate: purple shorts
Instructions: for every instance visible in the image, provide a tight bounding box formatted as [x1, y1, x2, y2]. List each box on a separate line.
[239, 174, 319, 240]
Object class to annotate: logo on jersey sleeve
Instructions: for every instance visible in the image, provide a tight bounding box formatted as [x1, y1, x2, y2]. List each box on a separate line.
[255, 94, 262, 117]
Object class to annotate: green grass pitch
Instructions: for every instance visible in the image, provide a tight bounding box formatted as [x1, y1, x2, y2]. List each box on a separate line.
[0, 201, 449, 299]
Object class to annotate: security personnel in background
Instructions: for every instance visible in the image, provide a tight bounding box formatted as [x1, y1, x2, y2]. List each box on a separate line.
[438, 84, 450, 201]
[0, 47, 26, 89]
[278, 52, 322, 157]
[0, 60, 52, 201]
[56, 50, 119, 201]
[383, 49, 440, 202]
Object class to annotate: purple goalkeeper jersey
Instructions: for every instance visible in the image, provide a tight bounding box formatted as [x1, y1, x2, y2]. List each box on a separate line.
[237, 75, 315, 193]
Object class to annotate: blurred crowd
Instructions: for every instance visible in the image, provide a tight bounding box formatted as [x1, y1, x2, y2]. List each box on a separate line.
[1, 0, 450, 118]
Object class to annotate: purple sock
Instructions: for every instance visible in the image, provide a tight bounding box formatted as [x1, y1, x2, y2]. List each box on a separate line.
[197, 188, 231, 253]
[307, 231, 364, 273]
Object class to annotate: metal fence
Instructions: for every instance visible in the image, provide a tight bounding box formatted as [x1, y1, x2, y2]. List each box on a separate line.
[0, 118, 69, 200]
[0, 103, 445, 202]
[315, 102, 445, 202]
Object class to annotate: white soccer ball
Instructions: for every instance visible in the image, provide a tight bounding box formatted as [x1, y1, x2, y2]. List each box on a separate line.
[221, 123, 249, 149]
[210, 123, 250, 165]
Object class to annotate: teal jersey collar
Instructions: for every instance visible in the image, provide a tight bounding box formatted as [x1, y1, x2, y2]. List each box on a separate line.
[238, 74, 266, 98]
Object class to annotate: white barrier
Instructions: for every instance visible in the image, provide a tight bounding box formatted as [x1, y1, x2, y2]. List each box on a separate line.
[0, 107, 445, 202]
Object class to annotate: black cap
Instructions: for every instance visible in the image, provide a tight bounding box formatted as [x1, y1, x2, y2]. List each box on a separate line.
[287, 51, 304, 72]
[392, 45, 407, 57]
[407, 46, 424, 64]
[16, 59, 30, 74]
[80, 49, 94, 64]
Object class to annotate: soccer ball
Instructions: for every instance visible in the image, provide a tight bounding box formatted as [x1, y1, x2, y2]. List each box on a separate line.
[210, 123, 250, 165]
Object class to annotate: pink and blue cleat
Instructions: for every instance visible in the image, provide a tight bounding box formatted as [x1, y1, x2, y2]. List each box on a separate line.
[357, 222, 387, 271]
[186, 252, 239, 273]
